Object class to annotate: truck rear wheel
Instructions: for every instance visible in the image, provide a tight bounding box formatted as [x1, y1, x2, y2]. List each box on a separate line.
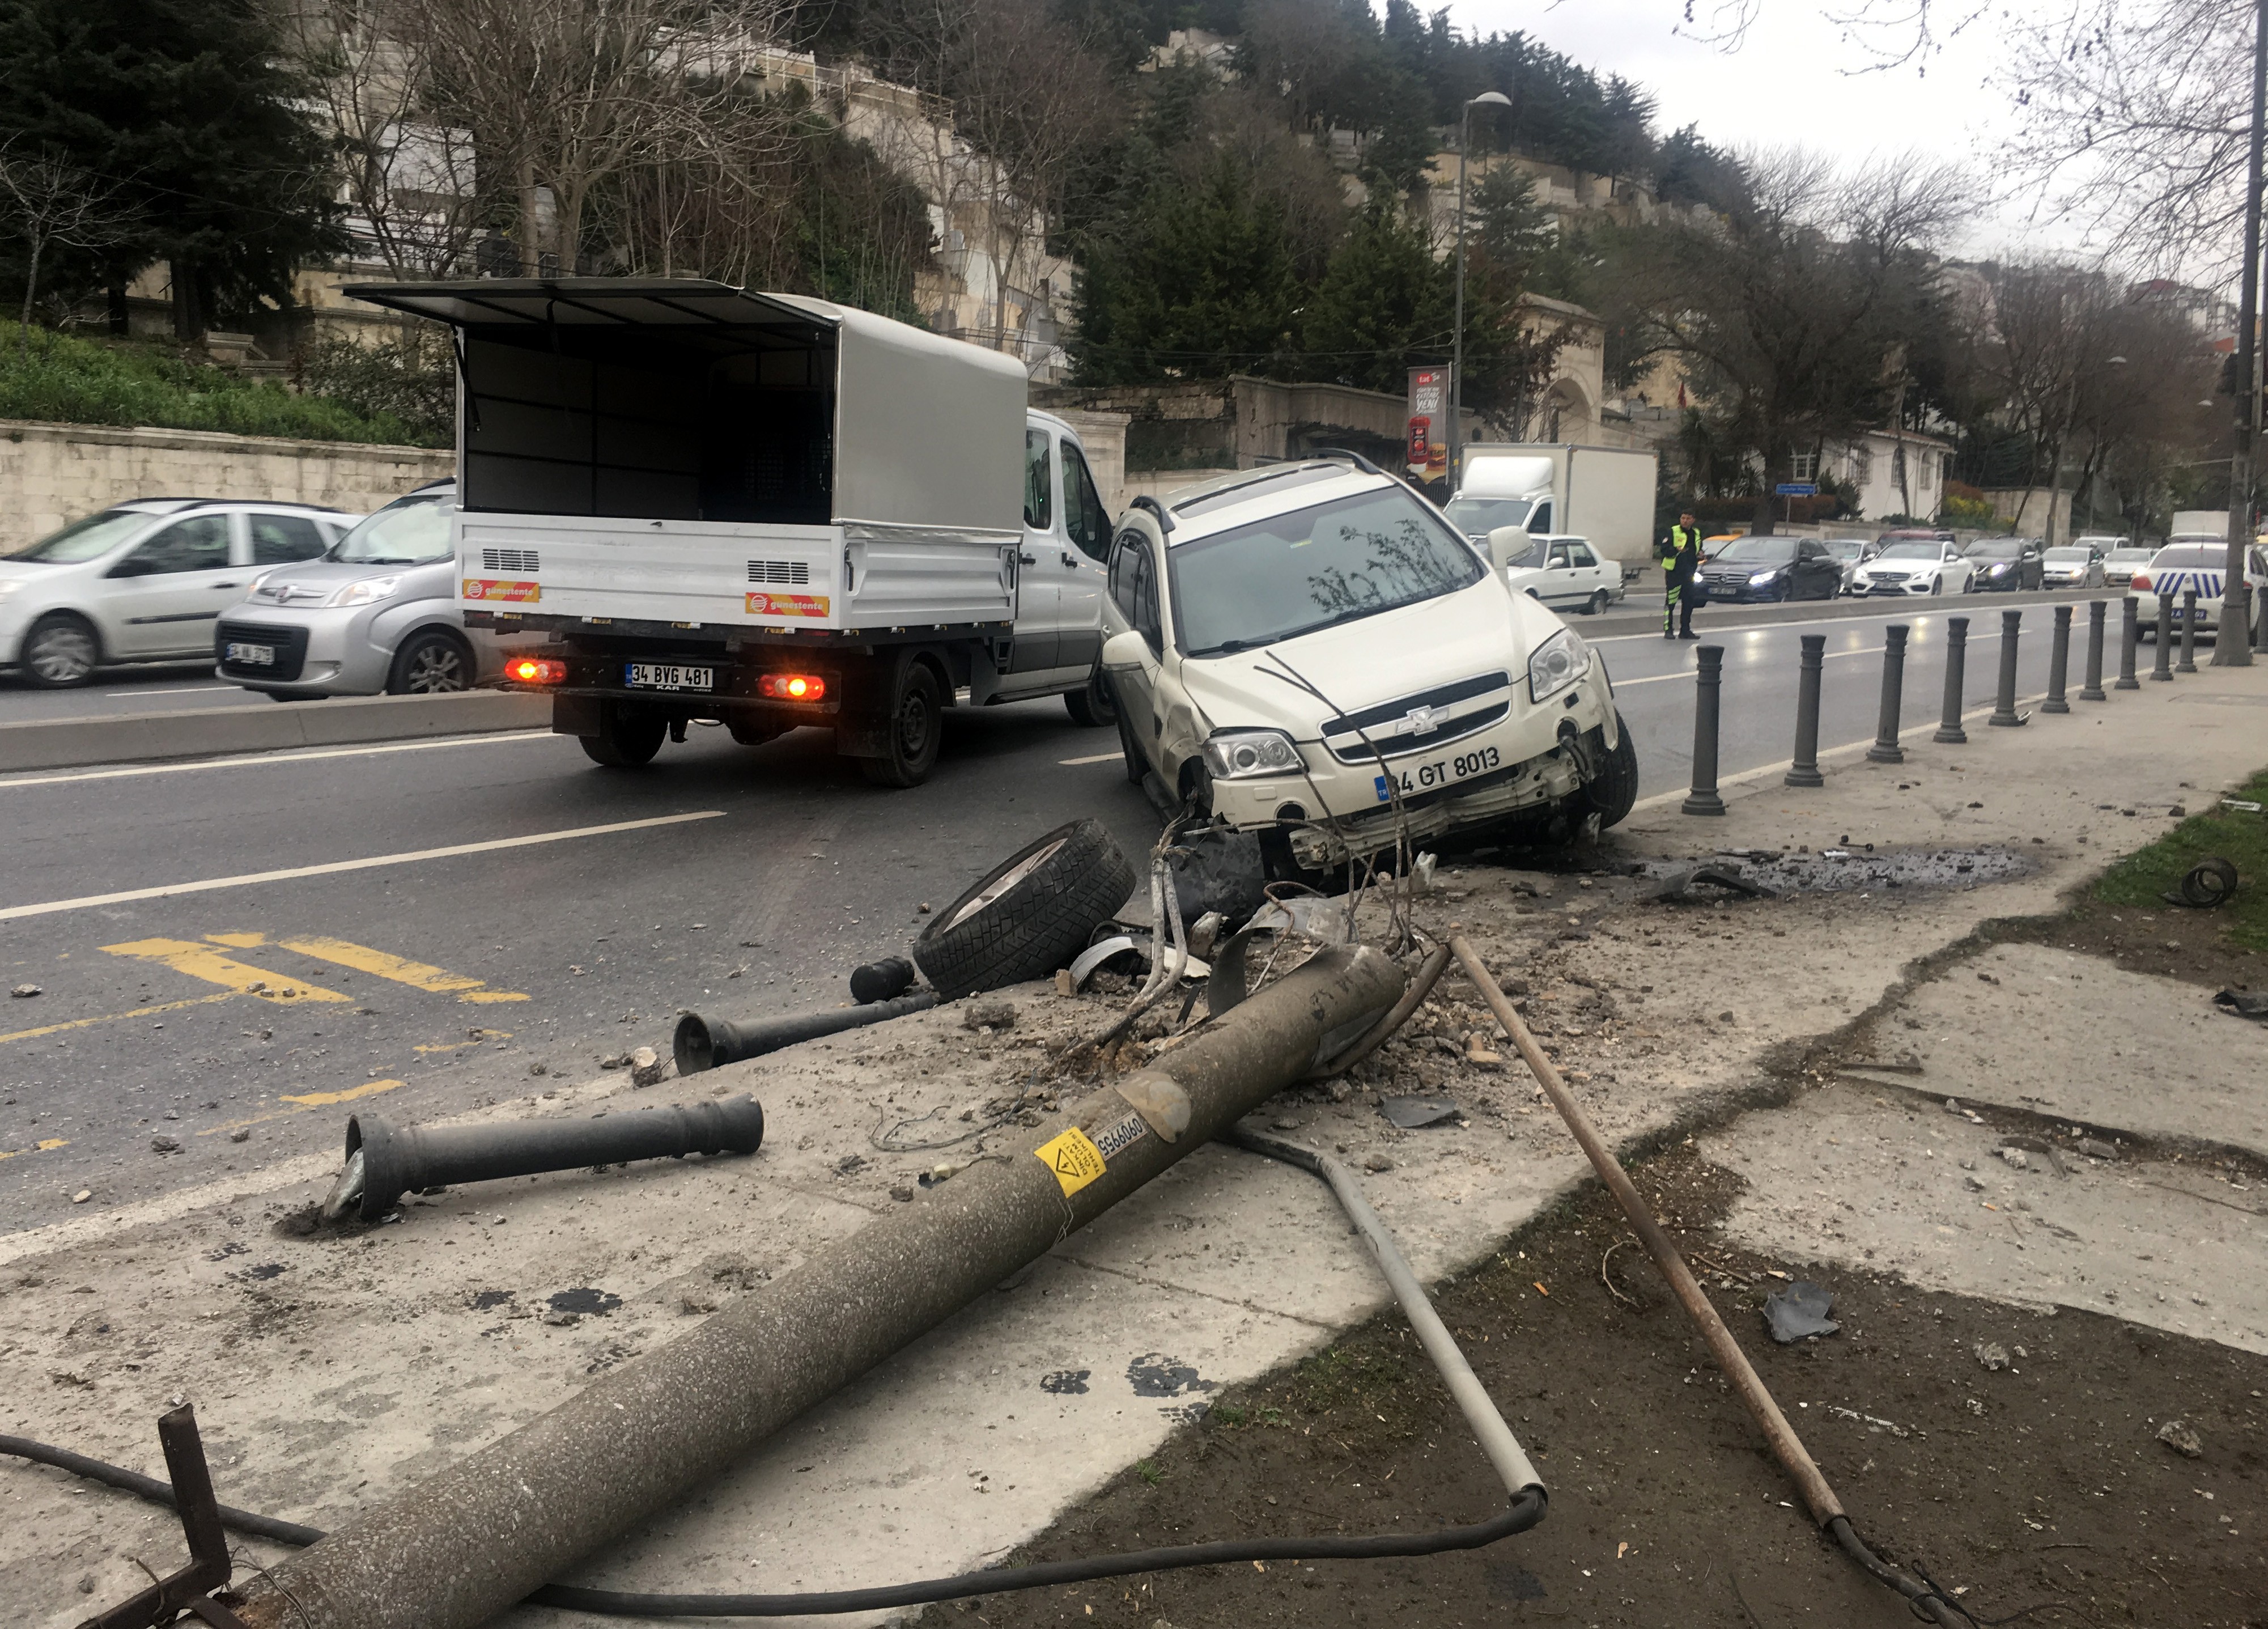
[857, 660, 944, 787]
[580, 702, 666, 768]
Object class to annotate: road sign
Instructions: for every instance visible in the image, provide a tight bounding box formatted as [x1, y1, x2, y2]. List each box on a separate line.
[1775, 482, 1819, 497]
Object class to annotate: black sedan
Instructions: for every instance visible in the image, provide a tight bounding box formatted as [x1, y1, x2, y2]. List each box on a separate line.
[1695, 535, 1844, 603]
[1963, 537, 2045, 591]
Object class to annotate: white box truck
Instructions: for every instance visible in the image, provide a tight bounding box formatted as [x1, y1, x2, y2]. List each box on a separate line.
[1443, 443, 1659, 572]
[346, 278, 1118, 784]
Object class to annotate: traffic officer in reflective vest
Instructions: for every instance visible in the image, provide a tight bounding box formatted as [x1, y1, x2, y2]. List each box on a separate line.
[1660, 512, 1702, 639]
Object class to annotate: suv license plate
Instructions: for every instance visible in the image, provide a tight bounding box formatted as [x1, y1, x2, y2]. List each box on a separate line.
[225, 642, 275, 666]
[1376, 744, 1502, 801]
[625, 663, 713, 692]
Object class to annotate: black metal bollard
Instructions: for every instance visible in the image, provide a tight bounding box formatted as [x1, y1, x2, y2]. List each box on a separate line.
[2117, 597, 2140, 690]
[2042, 604, 2072, 713]
[1785, 634, 1826, 788]
[1867, 624, 1909, 764]
[2151, 593, 2174, 680]
[1934, 616, 1970, 743]
[1683, 644, 1726, 816]
[2178, 589, 2198, 673]
[2080, 599, 2107, 701]
[1989, 608, 2027, 727]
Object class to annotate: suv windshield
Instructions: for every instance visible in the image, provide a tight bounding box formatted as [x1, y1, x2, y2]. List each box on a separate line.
[1171, 486, 1486, 657]
[10, 509, 153, 563]
[1878, 541, 1942, 561]
[1442, 497, 1533, 536]
[1711, 537, 1797, 563]
[331, 491, 453, 564]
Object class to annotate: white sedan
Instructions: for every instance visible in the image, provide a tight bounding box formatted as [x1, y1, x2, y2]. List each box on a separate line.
[1501, 534, 1624, 616]
[1854, 538, 1978, 597]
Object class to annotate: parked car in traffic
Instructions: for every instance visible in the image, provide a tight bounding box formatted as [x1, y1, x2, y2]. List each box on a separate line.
[1499, 533, 1625, 615]
[215, 481, 545, 698]
[1696, 534, 1842, 602]
[1854, 536, 1978, 596]
[1101, 457, 1637, 875]
[2103, 545, 2156, 588]
[0, 498, 354, 688]
[1821, 536, 1874, 596]
[1963, 536, 2046, 591]
[2041, 542, 2106, 588]
[2131, 540, 2268, 640]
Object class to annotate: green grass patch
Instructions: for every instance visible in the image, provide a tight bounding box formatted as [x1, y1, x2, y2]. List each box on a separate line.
[0, 323, 440, 447]
[2094, 767, 2268, 951]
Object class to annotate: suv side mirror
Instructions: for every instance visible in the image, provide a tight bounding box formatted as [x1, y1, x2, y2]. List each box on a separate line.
[1101, 628, 1148, 669]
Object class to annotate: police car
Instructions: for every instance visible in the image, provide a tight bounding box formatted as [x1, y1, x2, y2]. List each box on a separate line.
[2132, 537, 2268, 640]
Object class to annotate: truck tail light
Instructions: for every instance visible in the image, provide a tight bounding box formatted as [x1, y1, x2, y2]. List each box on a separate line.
[758, 672, 826, 701]
[2130, 573, 2151, 594]
[507, 657, 568, 685]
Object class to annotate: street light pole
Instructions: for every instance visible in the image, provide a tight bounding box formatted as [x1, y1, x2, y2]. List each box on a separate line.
[2215, 0, 2267, 665]
[1451, 91, 1511, 491]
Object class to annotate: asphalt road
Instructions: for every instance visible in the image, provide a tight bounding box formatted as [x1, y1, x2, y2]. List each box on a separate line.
[0, 588, 2151, 1233]
[0, 661, 267, 720]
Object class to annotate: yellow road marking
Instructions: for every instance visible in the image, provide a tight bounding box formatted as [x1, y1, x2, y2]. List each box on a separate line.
[206, 932, 266, 948]
[282, 1078, 406, 1108]
[0, 1138, 68, 1161]
[274, 936, 526, 1004]
[100, 939, 351, 1003]
[0, 991, 236, 1045]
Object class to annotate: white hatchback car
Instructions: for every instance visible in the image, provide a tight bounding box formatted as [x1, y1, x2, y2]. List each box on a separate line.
[1101, 457, 1635, 873]
[0, 499, 356, 687]
[1854, 537, 1977, 597]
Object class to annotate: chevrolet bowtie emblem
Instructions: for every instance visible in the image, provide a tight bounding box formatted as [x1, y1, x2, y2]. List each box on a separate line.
[1395, 705, 1441, 737]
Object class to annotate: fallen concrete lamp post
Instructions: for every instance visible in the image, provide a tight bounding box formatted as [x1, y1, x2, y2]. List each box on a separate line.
[674, 990, 937, 1074]
[235, 944, 1425, 1629]
[322, 1096, 765, 1224]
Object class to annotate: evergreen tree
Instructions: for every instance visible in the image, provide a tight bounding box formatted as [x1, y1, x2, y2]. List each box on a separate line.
[1298, 200, 1450, 393]
[0, 0, 342, 337]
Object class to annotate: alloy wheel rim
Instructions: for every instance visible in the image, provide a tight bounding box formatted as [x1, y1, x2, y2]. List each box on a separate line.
[404, 644, 466, 692]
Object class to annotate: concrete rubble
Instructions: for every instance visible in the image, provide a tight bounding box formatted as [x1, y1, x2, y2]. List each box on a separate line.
[5, 664, 2266, 1624]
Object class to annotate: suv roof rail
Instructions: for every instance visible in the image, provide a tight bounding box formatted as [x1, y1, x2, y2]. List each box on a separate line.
[1307, 447, 1384, 476]
[1128, 494, 1175, 533]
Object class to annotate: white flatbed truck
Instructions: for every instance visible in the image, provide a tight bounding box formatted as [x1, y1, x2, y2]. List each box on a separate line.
[345, 278, 1118, 784]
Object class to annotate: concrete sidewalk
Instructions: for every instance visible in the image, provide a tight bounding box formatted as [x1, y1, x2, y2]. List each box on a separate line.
[6, 657, 2265, 1625]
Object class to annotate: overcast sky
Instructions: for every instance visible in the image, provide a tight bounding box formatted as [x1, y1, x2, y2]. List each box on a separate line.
[1439, 0, 2069, 261]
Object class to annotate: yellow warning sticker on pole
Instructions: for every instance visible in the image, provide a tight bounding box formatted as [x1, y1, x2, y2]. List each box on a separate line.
[1034, 1126, 1108, 1196]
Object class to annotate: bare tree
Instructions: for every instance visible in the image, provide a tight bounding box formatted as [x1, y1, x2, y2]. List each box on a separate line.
[277, 0, 487, 278]
[0, 142, 139, 355]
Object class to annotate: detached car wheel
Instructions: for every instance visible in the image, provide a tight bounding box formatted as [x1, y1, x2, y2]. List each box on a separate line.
[20, 614, 99, 688]
[579, 701, 666, 768]
[1579, 711, 1640, 830]
[387, 629, 472, 694]
[913, 817, 1137, 999]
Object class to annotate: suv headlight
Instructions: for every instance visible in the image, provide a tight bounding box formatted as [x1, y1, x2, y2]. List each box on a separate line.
[1527, 627, 1592, 703]
[1201, 729, 1303, 779]
[326, 574, 404, 608]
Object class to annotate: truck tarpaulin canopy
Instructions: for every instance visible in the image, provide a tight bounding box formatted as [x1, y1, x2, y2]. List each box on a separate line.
[345, 278, 1026, 536]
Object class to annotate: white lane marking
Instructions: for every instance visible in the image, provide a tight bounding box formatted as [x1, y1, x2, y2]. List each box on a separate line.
[96, 684, 238, 698]
[0, 729, 553, 789]
[1614, 638, 2010, 688]
[1058, 750, 1123, 765]
[0, 811, 725, 922]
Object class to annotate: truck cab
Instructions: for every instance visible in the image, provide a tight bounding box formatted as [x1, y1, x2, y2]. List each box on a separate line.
[343, 278, 1117, 784]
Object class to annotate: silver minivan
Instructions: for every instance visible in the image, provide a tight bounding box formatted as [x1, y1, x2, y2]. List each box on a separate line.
[216, 481, 542, 698]
[0, 499, 353, 687]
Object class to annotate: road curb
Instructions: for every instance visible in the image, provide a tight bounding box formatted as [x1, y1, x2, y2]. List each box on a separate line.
[0, 689, 550, 773]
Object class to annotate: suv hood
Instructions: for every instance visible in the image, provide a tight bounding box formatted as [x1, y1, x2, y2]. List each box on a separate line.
[1175, 579, 1560, 740]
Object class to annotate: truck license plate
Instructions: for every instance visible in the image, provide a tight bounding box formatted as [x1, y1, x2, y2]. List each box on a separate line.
[1375, 744, 1502, 801]
[225, 642, 275, 666]
[625, 663, 713, 692]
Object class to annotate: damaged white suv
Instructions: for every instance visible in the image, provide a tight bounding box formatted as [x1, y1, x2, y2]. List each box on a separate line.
[1101, 455, 1636, 875]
